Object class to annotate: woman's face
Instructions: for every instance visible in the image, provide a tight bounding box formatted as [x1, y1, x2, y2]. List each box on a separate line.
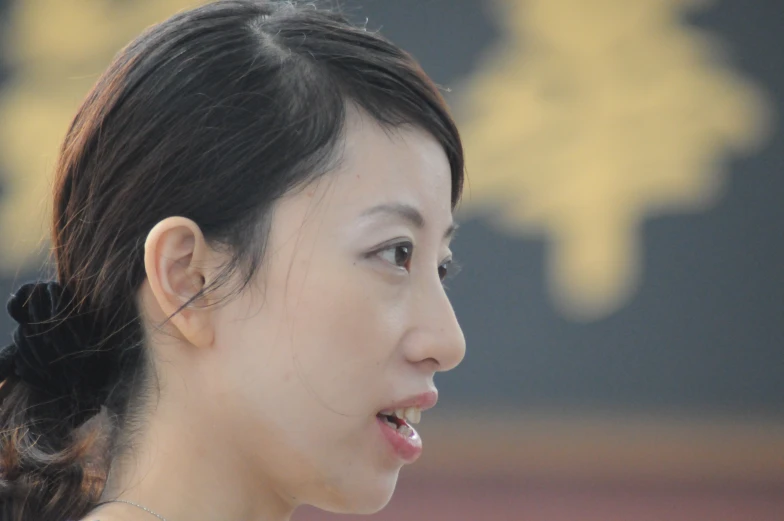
[206, 112, 465, 513]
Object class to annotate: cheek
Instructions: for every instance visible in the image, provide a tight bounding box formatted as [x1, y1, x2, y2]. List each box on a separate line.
[288, 267, 404, 412]
[212, 259, 406, 416]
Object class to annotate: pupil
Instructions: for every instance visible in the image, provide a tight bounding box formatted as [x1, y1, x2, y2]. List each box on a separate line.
[395, 245, 410, 266]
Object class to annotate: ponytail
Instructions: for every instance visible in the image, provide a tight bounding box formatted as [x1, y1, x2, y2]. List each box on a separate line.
[0, 282, 121, 521]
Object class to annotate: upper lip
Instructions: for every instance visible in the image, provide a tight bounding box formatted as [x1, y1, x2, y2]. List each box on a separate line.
[378, 389, 438, 413]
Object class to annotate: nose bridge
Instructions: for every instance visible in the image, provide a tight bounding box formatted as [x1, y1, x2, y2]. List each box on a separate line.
[405, 277, 466, 372]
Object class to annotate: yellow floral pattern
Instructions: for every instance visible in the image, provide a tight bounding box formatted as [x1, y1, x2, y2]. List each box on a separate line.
[458, 0, 773, 320]
[0, 0, 206, 268]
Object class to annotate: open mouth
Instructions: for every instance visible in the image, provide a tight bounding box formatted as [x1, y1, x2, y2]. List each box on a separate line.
[375, 405, 426, 462]
[376, 407, 421, 438]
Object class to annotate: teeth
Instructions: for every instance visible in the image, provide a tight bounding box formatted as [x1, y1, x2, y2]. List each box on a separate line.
[403, 407, 421, 424]
[382, 416, 416, 438]
[390, 407, 422, 425]
[398, 423, 414, 438]
[379, 406, 424, 425]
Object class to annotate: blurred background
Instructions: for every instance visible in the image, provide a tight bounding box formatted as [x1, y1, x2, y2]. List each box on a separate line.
[0, 0, 782, 519]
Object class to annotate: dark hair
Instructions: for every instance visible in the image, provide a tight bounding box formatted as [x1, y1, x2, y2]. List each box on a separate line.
[0, 1, 464, 520]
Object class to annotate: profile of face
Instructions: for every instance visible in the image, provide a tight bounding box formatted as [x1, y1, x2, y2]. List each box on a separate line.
[138, 111, 466, 515]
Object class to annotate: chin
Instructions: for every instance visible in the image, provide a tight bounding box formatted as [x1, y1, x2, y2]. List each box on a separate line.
[316, 467, 401, 515]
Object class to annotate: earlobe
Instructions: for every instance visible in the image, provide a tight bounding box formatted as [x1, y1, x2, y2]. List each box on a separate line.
[143, 217, 216, 349]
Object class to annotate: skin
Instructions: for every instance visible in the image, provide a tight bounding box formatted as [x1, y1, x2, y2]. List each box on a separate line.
[87, 111, 465, 521]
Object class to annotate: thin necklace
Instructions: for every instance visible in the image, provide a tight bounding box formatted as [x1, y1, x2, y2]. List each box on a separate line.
[100, 499, 170, 521]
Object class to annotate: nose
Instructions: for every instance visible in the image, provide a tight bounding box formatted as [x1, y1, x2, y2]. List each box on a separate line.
[402, 281, 466, 372]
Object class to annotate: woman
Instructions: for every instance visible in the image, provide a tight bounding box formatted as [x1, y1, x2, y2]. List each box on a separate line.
[0, 1, 466, 520]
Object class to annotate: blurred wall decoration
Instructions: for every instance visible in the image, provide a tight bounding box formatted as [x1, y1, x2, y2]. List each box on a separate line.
[0, 0, 204, 267]
[458, 0, 772, 320]
[0, 1, 782, 520]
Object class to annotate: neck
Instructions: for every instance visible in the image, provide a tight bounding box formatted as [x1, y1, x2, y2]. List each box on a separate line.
[95, 398, 294, 521]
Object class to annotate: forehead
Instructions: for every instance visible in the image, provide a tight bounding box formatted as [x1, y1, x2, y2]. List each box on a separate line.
[327, 111, 453, 215]
[267, 112, 455, 260]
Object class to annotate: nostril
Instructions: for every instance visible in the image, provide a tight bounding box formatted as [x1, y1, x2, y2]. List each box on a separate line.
[422, 357, 440, 371]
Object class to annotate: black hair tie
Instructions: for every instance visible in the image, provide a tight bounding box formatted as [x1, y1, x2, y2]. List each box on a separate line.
[0, 282, 115, 423]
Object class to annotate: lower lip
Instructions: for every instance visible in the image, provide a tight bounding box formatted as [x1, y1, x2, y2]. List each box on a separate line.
[376, 416, 423, 462]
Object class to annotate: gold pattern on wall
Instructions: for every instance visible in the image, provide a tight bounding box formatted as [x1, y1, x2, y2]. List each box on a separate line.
[0, 0, 207, 269]
[458, 0, 773, 321]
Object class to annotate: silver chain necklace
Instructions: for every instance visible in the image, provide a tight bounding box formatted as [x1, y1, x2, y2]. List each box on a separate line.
[101, 499, 170, 521]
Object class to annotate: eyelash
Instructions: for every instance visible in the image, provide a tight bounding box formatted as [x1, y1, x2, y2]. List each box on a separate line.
[375, 241, 461, 283]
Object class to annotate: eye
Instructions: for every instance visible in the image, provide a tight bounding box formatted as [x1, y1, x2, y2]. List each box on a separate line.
[377, 242, 413, 271]
[438, 258, 461, 282]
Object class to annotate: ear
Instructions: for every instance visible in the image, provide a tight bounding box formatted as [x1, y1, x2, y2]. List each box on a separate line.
[143, 216, 216, 349]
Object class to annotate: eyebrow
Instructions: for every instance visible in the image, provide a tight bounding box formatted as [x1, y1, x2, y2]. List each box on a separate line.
[360, 203, 458, 240]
